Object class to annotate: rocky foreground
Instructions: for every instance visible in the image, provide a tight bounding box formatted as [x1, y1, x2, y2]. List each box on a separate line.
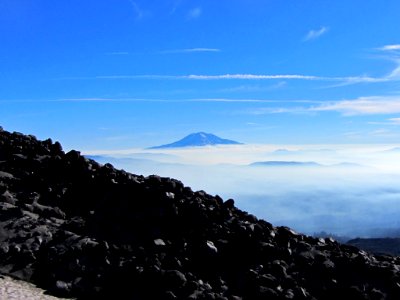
[0, 275, 71, 300]
[1, 127, 400, 299]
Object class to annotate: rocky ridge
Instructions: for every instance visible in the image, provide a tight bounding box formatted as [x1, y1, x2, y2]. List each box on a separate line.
[0, 127, 400, 299]
[347, 238, 400, 256]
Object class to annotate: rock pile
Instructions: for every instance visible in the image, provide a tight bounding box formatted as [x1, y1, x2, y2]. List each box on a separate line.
[1, 127, 400, 299]
[347, 238, 400, 256]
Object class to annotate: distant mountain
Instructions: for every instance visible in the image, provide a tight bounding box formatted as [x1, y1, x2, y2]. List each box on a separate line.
[149, 132, 242, 149]
[250, 161, 321, 167]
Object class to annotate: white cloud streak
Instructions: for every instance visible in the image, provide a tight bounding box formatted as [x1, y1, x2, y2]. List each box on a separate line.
[54, 97, 322, 104]
[379, 44, 400, 51]
[185, 74, 321, 80]
[181, 48, 220, 53]
[243, 96, 400, 116]
[388, 63, 400, 80]
[303, 26, 329, 41]
[311, 96, 400, 116]
[92, 73, 398, 84]
[161, 48, 221, 54]
[375, 44, 400, 80]
[59, 44, 400, 86]
[249, 107, 310, 115]
[94, 74, 325, 81]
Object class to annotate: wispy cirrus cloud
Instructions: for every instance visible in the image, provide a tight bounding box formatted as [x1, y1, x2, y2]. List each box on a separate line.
[379, 44, 400, 51]
[387, 66, 400, 80]
[185, 74, 322, 80]
[94, 74, 323, 80]
[59, 43, 400, 86]
[82, 73, 390, 85]
[311, 96, 400, 116]
[58, 72, 397, 86]
[303, 26, 329, 41]
[376, 44, 400, 80]
[323, 76, 388, 88]
[53, 97, 322, 104]
[180, 48, 220, 53]
[243, 95, 400, 116]
[322, 44, 400, 86]
[160, 48, 221, 54]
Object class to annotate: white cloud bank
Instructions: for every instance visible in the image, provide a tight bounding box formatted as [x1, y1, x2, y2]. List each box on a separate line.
[85, 143, 400, 237]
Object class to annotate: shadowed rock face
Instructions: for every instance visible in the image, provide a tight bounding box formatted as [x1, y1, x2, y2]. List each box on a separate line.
[347, 238, 400, 256]
[1, 127, 400, 299]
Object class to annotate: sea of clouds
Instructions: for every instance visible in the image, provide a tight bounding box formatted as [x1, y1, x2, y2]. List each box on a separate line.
[84, 144, 400, 239]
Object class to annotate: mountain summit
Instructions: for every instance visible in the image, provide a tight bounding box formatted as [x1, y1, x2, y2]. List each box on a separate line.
[149, 132, 242, 149]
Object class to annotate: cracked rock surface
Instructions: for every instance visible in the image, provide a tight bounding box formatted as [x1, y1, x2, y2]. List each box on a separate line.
[1, 126, 400, 299]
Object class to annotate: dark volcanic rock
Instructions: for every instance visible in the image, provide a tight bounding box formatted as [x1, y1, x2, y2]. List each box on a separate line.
[347, 238, 400, 256]
[1, 128, 400, 299]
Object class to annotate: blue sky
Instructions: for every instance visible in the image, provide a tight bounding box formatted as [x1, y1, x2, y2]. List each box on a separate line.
[1, 0, 400, 150]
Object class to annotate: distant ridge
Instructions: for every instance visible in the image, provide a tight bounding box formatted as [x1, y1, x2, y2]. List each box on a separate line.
[149, 132, 242, 149]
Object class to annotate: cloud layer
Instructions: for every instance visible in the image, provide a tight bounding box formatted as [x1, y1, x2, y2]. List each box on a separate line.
[86, 144, 400, 237]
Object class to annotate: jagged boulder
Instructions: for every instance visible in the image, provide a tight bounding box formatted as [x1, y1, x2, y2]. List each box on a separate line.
[0, 128, 400, 299]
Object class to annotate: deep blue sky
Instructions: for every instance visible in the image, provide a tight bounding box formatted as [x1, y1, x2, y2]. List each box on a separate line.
[1, 0, 400, 150]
